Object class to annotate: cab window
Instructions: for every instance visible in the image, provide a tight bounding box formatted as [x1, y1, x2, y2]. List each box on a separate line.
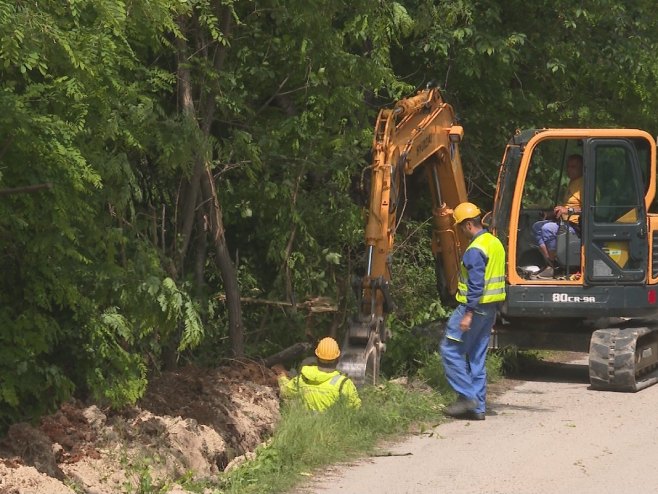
[593, 145, 641, 224]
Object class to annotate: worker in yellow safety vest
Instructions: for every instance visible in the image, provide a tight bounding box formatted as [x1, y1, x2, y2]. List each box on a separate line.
[440, 202, 506, 421]
[275, 337, 361, 411]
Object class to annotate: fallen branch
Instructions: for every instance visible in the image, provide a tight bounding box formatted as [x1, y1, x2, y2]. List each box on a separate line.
[215, 295, 337, 313]
[262, 342, 312, 367]
[0, 183, 53, 196]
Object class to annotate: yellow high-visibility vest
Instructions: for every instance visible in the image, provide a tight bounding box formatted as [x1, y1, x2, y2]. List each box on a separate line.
[456, 232, 506, 304]
[278, 365, 361, 411]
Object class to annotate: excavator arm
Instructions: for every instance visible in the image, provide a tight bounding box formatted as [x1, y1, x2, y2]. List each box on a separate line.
[338, 84, 470, 385]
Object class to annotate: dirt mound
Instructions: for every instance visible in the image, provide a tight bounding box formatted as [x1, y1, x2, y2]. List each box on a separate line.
[0, 360, 281, 494]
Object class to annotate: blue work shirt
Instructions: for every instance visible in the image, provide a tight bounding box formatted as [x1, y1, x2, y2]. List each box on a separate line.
[462, 229, 488, 312]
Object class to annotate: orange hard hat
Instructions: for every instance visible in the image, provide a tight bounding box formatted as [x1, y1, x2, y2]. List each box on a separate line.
[453, 202, 482, 224]
[315, 337, 341, 361]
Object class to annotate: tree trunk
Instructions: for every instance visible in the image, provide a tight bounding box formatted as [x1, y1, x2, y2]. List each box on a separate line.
[201, 165, 244, 356]
[175, 11, 244, 356]
[194, 204, 207, 296]
[278, 168, 304, 311]
[175, 34, 205, 268]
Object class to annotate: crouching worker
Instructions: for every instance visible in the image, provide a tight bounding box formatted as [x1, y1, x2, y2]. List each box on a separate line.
[275, 337, 361, 411]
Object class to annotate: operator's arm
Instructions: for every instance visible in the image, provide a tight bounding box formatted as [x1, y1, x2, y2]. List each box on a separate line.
[463, 247, 487, 312]
[459, 247, 487, 331]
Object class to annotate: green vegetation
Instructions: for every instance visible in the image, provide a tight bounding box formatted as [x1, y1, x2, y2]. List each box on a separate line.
[170, 348, 508, 494]
[3, 0, 658, 431]
[217, 381, 446, 494]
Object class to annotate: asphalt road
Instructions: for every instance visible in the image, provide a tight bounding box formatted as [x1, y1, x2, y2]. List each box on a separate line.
[302, 354, 658, 494]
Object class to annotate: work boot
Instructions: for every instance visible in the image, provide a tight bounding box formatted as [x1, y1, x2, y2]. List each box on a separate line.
[466, 411, 486, 421]
[443, 396, 478, 418]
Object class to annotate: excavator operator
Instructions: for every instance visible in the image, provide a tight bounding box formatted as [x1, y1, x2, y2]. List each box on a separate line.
[440, 202, 506, 420]
[532, 154, 583, 278]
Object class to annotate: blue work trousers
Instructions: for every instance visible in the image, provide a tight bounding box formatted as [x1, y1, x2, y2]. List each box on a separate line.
[532, 220, 576, 252]
[440, 303, 498, 414]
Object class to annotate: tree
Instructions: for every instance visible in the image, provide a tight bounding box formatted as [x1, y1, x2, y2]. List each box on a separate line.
[171, 4, 245, 356]
[0, 0, 200, 426]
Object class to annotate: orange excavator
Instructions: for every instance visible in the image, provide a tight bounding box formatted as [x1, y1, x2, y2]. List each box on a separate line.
[339, 83, 658, 392]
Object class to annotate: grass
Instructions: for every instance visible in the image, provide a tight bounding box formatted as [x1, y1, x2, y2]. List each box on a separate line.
[214, 380, 447, 494]
[416, 348, 506, 399]
[180, 348, 516, 494]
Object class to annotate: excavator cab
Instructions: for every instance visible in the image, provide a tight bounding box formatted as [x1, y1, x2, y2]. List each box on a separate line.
[494, 129, 655, 296]
[511, 137, 585, 277]
[493, 129, 655, 318]
[491, 129, 658, 391]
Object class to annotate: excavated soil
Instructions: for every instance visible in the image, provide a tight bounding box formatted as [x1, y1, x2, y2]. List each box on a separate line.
[0, 360, 282, 494]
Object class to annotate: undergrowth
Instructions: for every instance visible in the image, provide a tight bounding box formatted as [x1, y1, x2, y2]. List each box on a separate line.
[215, 381, 446, 494]
[174, 346, 515, 494]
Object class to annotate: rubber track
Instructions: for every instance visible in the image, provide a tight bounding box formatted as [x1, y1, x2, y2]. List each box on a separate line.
[589, 327, 658, 392]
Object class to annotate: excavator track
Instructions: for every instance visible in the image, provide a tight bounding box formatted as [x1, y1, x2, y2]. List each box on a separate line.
[589, 326, 658, 392]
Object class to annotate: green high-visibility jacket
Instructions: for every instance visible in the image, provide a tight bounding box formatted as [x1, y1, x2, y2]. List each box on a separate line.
[278, 365, 361, 411]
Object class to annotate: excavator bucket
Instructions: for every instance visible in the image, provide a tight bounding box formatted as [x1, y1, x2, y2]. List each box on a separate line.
[337, 320, 382, 387]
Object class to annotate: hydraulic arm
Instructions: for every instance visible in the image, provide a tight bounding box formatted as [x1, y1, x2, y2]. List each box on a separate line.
[338, 84, 470, 384]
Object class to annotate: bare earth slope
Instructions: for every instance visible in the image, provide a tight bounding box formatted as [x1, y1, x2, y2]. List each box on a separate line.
[0, 360, 281, 494]
[304, 353, 658, 494]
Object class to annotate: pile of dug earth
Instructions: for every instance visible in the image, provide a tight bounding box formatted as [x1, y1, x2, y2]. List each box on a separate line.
[0, 360, 281, 493]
